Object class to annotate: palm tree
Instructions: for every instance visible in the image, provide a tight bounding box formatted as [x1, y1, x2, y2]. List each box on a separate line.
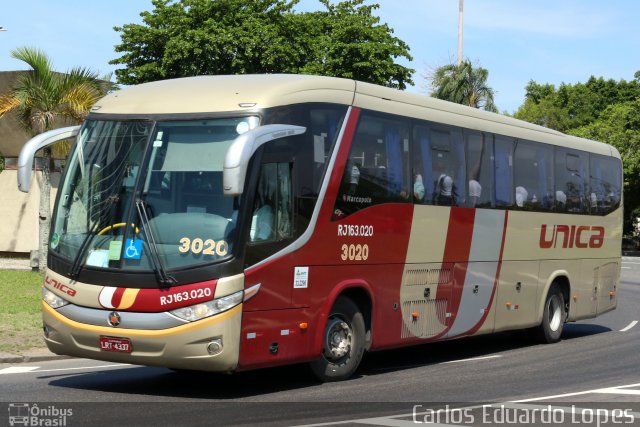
[0, 47, 112, 270]
[429, 59, 498, 112]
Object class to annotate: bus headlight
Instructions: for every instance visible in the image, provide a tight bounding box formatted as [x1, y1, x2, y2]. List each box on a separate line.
[42, 288, 69, 309]
[170, 290, 243, 322]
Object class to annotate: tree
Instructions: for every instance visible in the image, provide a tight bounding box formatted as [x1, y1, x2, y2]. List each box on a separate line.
[514, 77, 640, 132]
[110, 0, 414, 89]
[0, 47, 111, 270]
[296, 0, 413, 89]
[514, 75, 640, 235]
[514, 81, 570, 131]
[428, 59, 497, 112]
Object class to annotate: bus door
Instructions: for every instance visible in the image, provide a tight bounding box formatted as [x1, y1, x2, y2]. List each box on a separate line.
[596, 261, 618, 315]
[244, 149, 296, 310]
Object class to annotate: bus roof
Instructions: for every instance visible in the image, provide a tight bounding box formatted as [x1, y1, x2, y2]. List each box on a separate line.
[94, 74, 356, 116]
[92, 74, 619, 158]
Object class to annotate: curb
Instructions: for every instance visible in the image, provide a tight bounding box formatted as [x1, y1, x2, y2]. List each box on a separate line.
[0, 350, 72, 364]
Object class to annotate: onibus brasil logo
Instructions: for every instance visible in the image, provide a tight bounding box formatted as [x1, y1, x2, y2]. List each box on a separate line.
[8, 403, 73, 426]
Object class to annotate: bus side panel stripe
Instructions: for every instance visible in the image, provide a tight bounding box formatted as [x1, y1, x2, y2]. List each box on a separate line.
[438, 207, 475, 317]
[466, 210, 509, 336]
[98, 287, 117, 309]
[469, 209, 508, 262]
[447, 209, 506, 337]
[111, 287, 125, 309]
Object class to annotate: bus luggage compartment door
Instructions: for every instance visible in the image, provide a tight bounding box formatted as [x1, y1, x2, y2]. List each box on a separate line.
[400, 264, 452, 339]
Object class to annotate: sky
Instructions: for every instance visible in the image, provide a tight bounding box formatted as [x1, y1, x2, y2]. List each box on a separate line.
[1, 0, 639, 113]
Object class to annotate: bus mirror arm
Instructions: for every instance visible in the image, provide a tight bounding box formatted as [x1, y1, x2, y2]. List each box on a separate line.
[223, 124, 306, 196]
[17, 126, 81, 193]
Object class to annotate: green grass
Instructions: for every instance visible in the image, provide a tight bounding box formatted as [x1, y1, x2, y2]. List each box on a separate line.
[0, 270, 45, 354]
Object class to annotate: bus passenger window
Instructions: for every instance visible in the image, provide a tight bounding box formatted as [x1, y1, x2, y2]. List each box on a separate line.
[333, 113, 410, 219]
[513, 141, 553, 210]
[413, 127, 433, 205]
[494, 136, 514, 207]
[413, 125, 464, 207]
[555, 150, 588, 213]
[465, 132, 493, 208]
[589, 155, 622, 215]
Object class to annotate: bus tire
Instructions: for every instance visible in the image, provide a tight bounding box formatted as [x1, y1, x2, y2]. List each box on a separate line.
[310, 296, 366, 382]
[533, 283, 566, 344]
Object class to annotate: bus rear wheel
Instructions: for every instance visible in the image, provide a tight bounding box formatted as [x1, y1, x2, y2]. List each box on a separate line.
[310, 296, 365, 382]
[533, 283, 566, 343]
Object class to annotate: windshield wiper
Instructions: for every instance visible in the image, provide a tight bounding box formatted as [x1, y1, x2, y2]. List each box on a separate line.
[135, 198, 177, 287]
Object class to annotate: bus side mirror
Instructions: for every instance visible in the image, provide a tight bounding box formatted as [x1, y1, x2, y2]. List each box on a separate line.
[223, 124, 306, 196]
[17, 125, 81, 193]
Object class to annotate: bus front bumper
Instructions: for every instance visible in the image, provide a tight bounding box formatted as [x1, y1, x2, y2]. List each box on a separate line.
[42, 302, 242, 372]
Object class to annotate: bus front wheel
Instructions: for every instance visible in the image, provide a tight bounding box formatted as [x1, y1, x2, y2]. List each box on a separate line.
[310, 296, 365, 382]
[533, 283, 566, 344]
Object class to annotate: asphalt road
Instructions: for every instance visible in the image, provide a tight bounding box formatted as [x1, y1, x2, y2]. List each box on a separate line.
[1, 258, 639, 426]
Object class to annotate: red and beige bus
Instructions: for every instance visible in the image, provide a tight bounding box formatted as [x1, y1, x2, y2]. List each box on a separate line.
[18, 75, 622, 381]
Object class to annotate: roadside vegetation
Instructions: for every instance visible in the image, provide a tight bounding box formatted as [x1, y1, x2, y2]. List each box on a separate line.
[0, 47, 113, 271]
[0, 270, 44, 354]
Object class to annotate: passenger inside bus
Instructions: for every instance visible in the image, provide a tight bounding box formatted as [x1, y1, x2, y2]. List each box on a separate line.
[250, 167, 276, 242]
[433, 174, 456, 206]
[515, 186, 528, 207]
[250, 203, 274, 241]
[468, 179, 482, 207]
[413, 173, 425, 202]
[555, 190, 567, 209]
[348, 161, 360, 195]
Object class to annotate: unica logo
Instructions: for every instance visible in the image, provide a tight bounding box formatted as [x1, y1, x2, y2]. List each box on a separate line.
[539, 225, 605, 249]
[44, 275, 77, 297]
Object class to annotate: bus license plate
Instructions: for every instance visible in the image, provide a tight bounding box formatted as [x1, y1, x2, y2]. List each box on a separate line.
[99, 336, 132, 353]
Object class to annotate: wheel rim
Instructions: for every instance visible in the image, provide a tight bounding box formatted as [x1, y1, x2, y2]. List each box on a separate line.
[547, 295, 562, 332]
[323, 317, 353, 361]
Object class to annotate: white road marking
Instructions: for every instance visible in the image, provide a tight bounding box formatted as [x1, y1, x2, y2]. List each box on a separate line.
[0, 363, 129, 375]
[622, 267, 631, 269]
[369, 355, 503, 373]
[0, 366, 39, 375]
[33, 363, 130, 373]
[512, 382, 640, 403]
[350, 419, 424, 427]
[620, 320, 638, 332]
[442, 355, 502, 364]
[300, 401, 640, 427]
[295, 383, 640, 427]
[295, 405, 486, 427]
[597, 387, 640, 395]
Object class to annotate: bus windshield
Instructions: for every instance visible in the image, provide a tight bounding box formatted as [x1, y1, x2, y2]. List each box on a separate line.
[50, 117, 259, 275]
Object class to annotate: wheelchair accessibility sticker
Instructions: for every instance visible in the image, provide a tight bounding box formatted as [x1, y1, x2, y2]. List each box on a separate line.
[123, 239, 143, 260]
